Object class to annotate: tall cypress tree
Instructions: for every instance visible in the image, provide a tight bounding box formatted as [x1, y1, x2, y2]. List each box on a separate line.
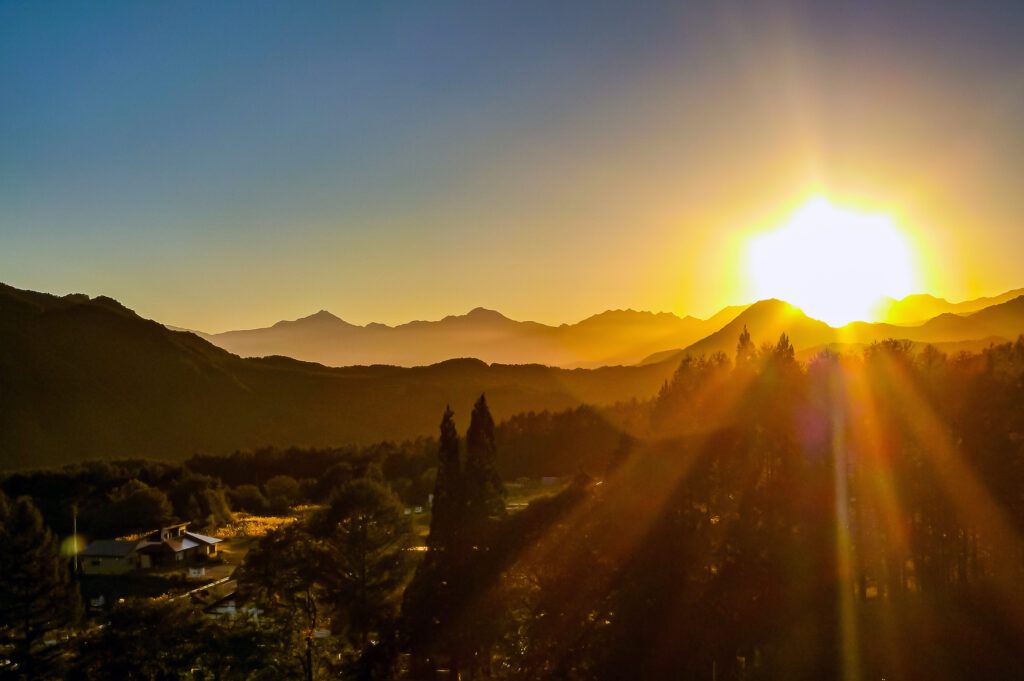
[402, 406, 465, 677]
[464, 393, 505, 523]
[427, 405, 462, 552]
[404, 398, 508, 678]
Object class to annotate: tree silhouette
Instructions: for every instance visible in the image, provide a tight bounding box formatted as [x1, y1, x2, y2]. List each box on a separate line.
[402, 406, 465, 678]
[428, 405, 461, 553]
[0, 495, 81, 680]
[773, 331, 795, 362]
[309, 478, 414, 655]
[235, 522, 340, 680]
[106, 479, 175, 535]
[736, 324, 755, 367]
[464, 393, 505, 524]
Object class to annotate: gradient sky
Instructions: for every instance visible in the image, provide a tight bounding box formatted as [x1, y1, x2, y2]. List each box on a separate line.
[3, 1, 1023, 331]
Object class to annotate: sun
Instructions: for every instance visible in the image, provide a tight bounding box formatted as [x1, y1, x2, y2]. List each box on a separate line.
[746, 196, 918, 326]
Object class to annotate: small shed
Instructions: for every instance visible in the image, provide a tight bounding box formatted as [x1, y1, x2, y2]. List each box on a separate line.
[80, 540, 138, 575]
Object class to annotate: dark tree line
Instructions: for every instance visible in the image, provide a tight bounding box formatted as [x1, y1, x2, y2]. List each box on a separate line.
[461, 333, 1024, 680]
[494, 405, 628, 479]
[2, 411, 628, 548]
[387, 335, 1024, 680]
[1, 460, 232, 540]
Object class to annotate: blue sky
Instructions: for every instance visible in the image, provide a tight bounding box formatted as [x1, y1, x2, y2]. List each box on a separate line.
[3, 1, 1023, 330]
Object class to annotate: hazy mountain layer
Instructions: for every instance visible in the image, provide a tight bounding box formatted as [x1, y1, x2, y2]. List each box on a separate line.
[201, 289, 1024, 370]
[197, 305, 750, 369]
[0, 284, 681, 469]
[649, 295, 1024, 364]
[878, 288, 1024, 325]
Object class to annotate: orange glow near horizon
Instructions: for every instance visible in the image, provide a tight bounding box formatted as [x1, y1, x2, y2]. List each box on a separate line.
[746, 196, 920, 326]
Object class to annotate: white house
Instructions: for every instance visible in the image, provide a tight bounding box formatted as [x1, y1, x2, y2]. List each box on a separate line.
[79, 522, 223, 574]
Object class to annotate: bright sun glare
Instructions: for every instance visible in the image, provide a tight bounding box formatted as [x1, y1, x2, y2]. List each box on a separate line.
[747, 197, 917, 327]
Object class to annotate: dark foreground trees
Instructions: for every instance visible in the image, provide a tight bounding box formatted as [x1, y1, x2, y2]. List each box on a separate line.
[0, 493, 81, 681]
[69, 598, 284, 681]
[235, 477, 415, 679]
[311, 479, 415, 652]
[395, 338, 1024, 680]
[481, 335, 1024, 681]
[6, 336, 1024, 679]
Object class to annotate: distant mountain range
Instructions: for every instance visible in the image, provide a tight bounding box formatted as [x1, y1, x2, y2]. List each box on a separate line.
[646, 294, 1024, 365]
[878, 288, 1024, 325]
[0, 284, 681, 468]
[193, 305, 750, 369]
[193, 290, 1024, 370]
[2, 281, 1022, 469]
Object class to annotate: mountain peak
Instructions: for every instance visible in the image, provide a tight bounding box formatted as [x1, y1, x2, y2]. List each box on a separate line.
[301, 309, 344, 323]
[311, 309, 338, 319]
[273, 309, 349, 328]
[594, 308, 647, 319]
[744, 298, 800, 315]
[573, 308, 693, 328]
[900, 293, 945, 304]
[464, 307, 508, 320]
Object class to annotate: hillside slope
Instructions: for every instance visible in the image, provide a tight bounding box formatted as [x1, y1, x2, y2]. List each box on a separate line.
[880, 288, 1024, 325]
[644, 296, 1024, 364]
[0, 284, 679, 469]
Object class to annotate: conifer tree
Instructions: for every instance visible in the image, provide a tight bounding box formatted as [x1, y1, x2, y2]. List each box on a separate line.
[464, 393, 505, 524]
[402, 406, 464, 677]
[0, 496, 81, 680]
[311, 478, 414, 652]
[736, 324, 755, 367]
[773, 332, 795, 362]
[427, 405, 462, 552]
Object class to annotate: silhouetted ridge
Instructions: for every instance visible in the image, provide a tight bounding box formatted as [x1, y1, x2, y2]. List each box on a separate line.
[467, 306, 505, 317]
[271, 309, 350, 328]
[882, 288, 1024, 324]
[192, 286, 1024, 370]
[202, 302, 726, 368]
[643, 292, 1024, 365]
[0, 282, 682, 468]
[574, 309, 696, 327]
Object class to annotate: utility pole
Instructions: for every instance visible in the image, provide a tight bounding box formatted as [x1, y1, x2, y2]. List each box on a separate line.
[72, 503, 79, 574]
[306, 634, 313, 681]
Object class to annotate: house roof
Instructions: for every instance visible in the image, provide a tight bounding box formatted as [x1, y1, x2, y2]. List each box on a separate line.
[138, 537, 199, 553]
[85, 524, 222, 556]
[194, 580, 238, 609]
[80, 540, 137, 558]
[136, 540, 163, 553]
[177, 538, 200, 551]
[183, 531, 222, 545]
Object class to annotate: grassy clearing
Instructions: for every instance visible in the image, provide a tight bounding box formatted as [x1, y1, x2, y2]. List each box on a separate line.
[505, 478, 569, 509]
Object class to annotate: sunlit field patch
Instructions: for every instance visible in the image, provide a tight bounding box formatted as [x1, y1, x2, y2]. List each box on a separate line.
[213, 512, 300, 538]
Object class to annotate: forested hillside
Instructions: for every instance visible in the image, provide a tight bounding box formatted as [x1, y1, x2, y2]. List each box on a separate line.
[0, 284, 678, 468]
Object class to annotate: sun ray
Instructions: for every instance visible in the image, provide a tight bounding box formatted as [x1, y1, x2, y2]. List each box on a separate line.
[462, 360, 761, 673]
[871, 349, 1024, 598]
[830, 353, 913, 679]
